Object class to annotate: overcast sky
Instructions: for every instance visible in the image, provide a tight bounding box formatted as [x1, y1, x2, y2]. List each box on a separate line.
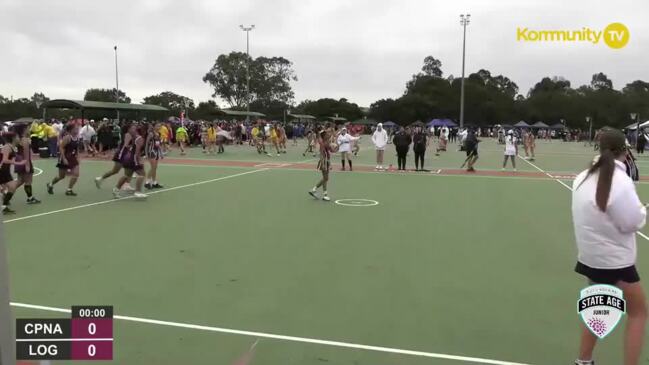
[0, 0, 647, 107]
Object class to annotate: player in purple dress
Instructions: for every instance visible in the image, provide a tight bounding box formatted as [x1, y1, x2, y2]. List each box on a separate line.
[114, 124, 147, 200]
[47, 122, 81, 196]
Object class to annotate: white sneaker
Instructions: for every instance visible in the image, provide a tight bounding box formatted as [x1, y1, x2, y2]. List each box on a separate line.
[322, 195, 331, 202]
[134, 192, 148, 200]
[122, 184, 135, 192]
[502, 168, 505, 171]
[94, 177, 102, 189]
[112, 188, 121, 199]
[375, 165, 379, 170]
[514, 168, 517, 172]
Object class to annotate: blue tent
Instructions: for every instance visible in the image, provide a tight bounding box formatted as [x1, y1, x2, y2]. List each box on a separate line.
[444, 119, 458, 127]
[382, 121, 398, 128]
[427, 119, 457, 127]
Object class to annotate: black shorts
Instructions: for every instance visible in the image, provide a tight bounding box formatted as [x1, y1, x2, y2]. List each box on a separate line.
[466, 148, 478, 157]
[575, 262, 640, 285]
[0, 168, 13, 185]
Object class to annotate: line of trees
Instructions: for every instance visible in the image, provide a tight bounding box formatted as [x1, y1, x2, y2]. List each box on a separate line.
[2, 53, 649, 129]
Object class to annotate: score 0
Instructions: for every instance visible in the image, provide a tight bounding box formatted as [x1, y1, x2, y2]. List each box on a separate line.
[70, 306, 113, 360]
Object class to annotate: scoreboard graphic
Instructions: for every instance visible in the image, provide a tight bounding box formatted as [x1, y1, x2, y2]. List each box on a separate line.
[16, 306, 113, 361]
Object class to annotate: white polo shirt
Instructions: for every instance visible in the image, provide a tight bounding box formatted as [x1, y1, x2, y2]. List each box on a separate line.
[572, 160, 646, 269]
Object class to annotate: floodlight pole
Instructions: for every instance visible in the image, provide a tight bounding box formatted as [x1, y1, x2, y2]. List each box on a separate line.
[586, 116, 592, 146]
[240, 25, 255, 123]
[114, 45, 120, 122]
[631, 113, 639, 149]
[459, 14, 470, 130]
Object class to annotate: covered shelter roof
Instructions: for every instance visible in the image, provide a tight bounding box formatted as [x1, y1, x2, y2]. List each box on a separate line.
[327, 116, 347, 122]
[288, 113, 316, 120]
[43, 99, 168, 112]
[219, 109, 265, 117]
[531, 121, 550, 128]
[351, 118, 377, 125]
[625, 121, 649, 130]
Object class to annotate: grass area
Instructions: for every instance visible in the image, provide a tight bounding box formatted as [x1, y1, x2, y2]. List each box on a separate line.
[6, 138, 649, 364]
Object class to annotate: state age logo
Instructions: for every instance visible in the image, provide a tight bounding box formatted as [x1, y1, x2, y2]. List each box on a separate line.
[578, 284, 626, 339]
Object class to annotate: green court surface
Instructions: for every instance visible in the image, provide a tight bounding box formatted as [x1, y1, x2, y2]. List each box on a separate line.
[6, 139, 649, 364]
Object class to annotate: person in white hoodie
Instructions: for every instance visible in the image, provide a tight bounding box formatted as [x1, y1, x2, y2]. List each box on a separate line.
[371, 123, 389, 170]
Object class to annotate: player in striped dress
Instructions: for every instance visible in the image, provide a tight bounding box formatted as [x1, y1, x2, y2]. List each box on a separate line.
[308, 129, 333, 201]
[47, 123, 81, 196]
[145, 123, 164, 190]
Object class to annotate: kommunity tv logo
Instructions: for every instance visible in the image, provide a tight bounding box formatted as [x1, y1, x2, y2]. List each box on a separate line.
[517, 23, 629, 49]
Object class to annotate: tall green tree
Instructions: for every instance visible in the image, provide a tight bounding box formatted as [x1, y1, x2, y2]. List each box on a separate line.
[202, 52, 297, 115]
[294, 98, 363, 120]
[143, 91, 194, 116]
[84, 88, 131, 103]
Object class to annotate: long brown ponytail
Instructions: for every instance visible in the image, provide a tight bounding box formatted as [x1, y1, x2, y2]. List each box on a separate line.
[577, 128, 626, 212]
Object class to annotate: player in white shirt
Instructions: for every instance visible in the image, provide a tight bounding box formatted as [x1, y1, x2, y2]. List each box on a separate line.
[371, 123, 389, 170]
[336, 128, 360, 171]
[502, 130, 517, 171]
[436, 126, 449, 155]
[572, 129, 647, 365]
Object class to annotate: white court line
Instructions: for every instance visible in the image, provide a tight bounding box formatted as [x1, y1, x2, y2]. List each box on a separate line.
[519, 155, 649, 242]
[10, 302, 530, 365]
[517, 155, 573, 190]
[3, 169, 268, 224]
[33, 167, 43, 177]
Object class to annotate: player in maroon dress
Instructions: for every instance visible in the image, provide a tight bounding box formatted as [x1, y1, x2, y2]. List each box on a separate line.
[12, 123, 41, 204]
[95, 124, 132, 190]
[0, 132, 27, 214]
[308, 128, 333, 201]
[114, 124, 147, 200]
[47, 122, 81, 196]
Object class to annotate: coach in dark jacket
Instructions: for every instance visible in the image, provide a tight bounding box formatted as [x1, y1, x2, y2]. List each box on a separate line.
[412, 126, 427, 171]
[393, 127, 412, 171]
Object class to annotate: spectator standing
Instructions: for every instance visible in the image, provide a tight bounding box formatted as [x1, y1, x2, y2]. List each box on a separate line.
[371, 123, 389, 170]
[393, 126, 412, 171]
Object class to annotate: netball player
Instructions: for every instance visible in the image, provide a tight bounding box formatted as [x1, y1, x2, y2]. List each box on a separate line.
[502, 130, 517, 171]
[200, 122, 208, 153]
[13, 124, 40, 204]
[270, 125, 281, 156]
[303, 129, 316, 157]
[95, 124, 132, 189]
[0, 132, 26, 214]
[308, 129, 332, 201]
[145, 123, 164, 190]
[278, 124, 288, 153]
[159, 123, 171, 154]
[47, 123, 80, 196]
[524, 130, 536, 161]
[175, 124, 188, 155]
[114, 124, 147, 199]
[206, 123, 217, 154]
